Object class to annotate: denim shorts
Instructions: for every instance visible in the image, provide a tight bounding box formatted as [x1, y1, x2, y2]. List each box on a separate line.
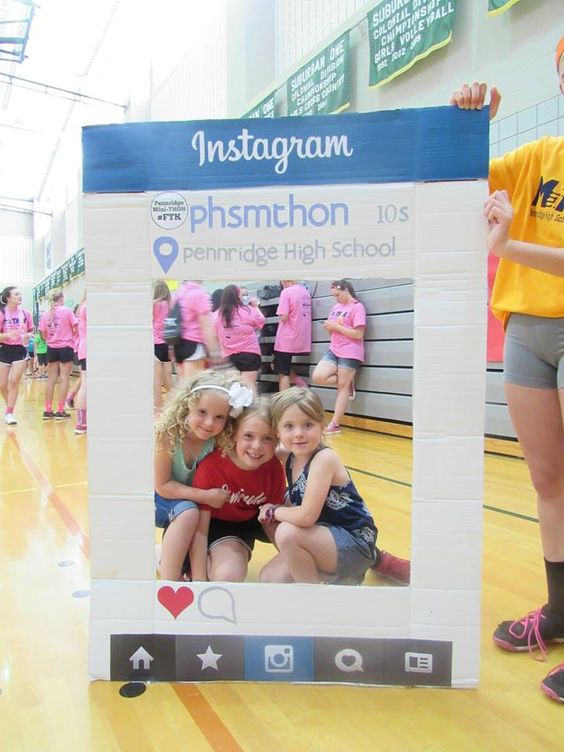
[321, 349, 362, 372]
[154, 491, 198, 528]
[322, 524, 377, 584]
[504, 314, 564, 390]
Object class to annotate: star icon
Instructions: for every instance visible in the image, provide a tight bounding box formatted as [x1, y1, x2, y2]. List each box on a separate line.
[196, 645, 222, 670]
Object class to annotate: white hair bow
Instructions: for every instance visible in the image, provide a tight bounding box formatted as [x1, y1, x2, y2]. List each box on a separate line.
[227, 382, 254, 418]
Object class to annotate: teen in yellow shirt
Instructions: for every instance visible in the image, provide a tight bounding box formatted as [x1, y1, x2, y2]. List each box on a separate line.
[452, 37, 564, 704]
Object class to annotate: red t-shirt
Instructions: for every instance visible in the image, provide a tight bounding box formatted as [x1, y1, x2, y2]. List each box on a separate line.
[192, 449, 286, 522]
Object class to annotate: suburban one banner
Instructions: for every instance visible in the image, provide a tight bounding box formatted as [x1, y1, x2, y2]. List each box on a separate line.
[287, 32, 350, 116]
[368, 0, 457, 88]
[243, 92, 276, 119]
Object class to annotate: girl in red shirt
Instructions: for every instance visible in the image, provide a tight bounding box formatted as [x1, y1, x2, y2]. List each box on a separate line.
[191, 398, 286, 582]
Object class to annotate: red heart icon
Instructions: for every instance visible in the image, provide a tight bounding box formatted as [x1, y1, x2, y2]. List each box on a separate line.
[157, 585, 195, 619]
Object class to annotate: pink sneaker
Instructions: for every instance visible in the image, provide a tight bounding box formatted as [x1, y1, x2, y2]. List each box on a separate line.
[492, 606, 564, 658]
[324, 421, 341, 435]
[75, 424, 87, 435]
[540, 663, 564, 703]
[371, 550, 410, 585]
[292, 375, 308, 388]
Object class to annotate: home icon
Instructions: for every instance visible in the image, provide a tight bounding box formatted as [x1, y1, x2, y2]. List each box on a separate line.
[129, 646, 154, 671]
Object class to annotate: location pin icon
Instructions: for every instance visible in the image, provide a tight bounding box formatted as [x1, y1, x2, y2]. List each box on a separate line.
[153, 236, 179, 274]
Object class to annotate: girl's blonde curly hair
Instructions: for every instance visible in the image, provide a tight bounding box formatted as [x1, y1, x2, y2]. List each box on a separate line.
[155, 368, 241, 455]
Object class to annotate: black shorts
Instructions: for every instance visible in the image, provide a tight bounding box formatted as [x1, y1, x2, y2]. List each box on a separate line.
[272, 350, 300, 376]
[208, 516, 271, 555]
[154, 343, 170, 363]
[47, 346, 74, 363]
[228, 352, 262, 372]
[79, 358, 87, 372]
[37, 353, 48, 366]
[173, 338, 199, 364]
[0, 344, 28, 365]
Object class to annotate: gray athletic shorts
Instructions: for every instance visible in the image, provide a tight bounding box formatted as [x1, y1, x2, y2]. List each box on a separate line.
[504, 313, 564, 390]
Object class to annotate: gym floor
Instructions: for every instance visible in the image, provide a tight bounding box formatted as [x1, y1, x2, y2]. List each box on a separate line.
[1, 377, 561, 751]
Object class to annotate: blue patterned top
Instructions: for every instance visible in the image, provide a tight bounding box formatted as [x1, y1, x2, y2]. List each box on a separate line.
[285, 445, 377, 547]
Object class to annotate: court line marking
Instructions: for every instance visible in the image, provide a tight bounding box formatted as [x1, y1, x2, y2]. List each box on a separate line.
[346, 465, 539, 523]
[8, 432, 90, 558]
[172, 684, 244, 752]
[7, 430, 242, 752]
[0, 486, 39, 495]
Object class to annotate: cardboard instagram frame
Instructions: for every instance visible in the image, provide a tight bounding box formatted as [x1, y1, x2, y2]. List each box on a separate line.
[85, 106, 489, 687]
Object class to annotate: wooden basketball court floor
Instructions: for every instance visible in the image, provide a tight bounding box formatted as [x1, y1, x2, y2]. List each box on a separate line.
[1, 378, 562, 751]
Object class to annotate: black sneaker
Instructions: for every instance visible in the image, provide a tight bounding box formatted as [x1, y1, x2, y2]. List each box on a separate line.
[493, 606, 564, 658]
[540, 663, 564, 703]
[54, 410, 71, 420]
[43, 410, 54, 420]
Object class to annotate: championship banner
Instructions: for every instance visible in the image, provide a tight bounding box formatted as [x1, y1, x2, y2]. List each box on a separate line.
[287, 32, 350, 116]
[33, 246, 86, 301]
[368, 0, 456, 89]
[244, 92, 276, 119]
[83, 106, 489, 688]
[487, 0, 521, 16]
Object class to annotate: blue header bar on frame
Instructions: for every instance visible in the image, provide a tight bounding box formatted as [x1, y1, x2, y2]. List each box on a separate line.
[82, 106, 489, 193]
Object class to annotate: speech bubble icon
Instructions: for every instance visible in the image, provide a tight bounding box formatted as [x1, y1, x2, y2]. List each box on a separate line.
[153, 236, 179, 274]
[197, 586, 237, 624]
[334, 648, 364, 672]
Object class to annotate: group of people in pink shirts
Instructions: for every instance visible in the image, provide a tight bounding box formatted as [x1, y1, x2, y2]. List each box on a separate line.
[0, 284, 87, 433]
[152, 278, 367, 435]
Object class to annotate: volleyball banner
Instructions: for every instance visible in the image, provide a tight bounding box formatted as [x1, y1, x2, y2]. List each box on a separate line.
[368, 0, 457, 89]
[487, 0, 521, 16]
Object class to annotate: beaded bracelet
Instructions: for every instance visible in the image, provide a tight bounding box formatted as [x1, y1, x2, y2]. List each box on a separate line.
[263, 506, 276, 523]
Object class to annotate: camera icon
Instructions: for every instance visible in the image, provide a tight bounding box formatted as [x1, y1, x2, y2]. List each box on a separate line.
[264, 644, 294, 673]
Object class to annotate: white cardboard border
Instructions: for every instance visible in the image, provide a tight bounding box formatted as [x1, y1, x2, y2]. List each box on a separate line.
[86, 179, 487, 687]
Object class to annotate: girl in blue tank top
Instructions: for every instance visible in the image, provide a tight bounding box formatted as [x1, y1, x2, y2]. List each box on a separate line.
[259, 387, 378, 585]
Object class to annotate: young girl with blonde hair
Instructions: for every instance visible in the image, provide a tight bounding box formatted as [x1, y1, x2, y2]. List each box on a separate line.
[259, 387, 409, 585]
[154, 369, 253, 581]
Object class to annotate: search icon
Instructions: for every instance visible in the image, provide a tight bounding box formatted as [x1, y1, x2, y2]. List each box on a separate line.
[334, 648, 364, 672]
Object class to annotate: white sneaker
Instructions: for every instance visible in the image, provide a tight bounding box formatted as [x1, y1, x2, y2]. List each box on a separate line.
[4, 413, 17, 425]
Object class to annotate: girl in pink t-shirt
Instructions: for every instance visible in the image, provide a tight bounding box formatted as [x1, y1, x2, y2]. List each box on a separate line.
[312, 279, 366, 435]
[216, 285, 265, 390]
[0, 285, 34, 425]
[173, 280, 220, 380]
[153, 279, 172, 413]
[39, 289, 78, 421]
